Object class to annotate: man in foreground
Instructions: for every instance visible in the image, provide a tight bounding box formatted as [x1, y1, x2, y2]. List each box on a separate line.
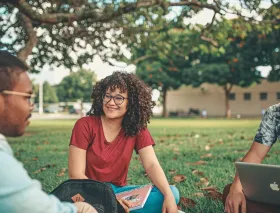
[0, 50, 97, 213]
[223, 103, 280, 213]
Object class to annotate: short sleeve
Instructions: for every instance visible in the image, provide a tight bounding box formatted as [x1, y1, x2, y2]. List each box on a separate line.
[70, 117, 94, 150]
[254, 106, 278, 146]
[134, 128, 155, 153]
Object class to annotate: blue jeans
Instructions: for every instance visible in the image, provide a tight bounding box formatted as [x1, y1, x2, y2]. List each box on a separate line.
[110, 184, 180, 213]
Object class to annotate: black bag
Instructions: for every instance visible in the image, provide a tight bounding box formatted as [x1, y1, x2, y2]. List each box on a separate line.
[50, 179, 126, 213]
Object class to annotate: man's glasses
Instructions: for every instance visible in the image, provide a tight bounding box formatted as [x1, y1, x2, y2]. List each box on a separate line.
[103, 93, 128, 106]
[1, 90, 36, 105]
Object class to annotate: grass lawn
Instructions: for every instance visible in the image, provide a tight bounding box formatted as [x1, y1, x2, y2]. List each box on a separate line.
[7, 118, 280, 212]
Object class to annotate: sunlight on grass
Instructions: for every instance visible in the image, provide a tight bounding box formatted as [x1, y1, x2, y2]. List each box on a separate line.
[8, 118, 280, 213]
[149, 118, 260, 128]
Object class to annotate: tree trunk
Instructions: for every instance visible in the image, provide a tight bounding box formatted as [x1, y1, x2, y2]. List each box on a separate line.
[65, 102, 69, 112]
[225, 89, 230, 118]
[17, 15, 38, 62]
[80, 98, 84, 117]
[224, 84, 233, 118]
[162, 88, 168, 118]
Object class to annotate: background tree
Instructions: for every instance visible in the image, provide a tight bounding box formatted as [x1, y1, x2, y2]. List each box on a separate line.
[256, 3, 280, 81]
[136, 61, 182, 117]
[132, 4, 279, 118]
[181, 3, 280, 117]
[32, 81, 58, 104]
[1, 0, 278, 72]
[134, 26, 196, 117]
[32, 80, 39, 103]
[181, 18, 272, 117]
[56, 69, 96, 103]
[42, 81, 59, 103]
[128, 2, 278, 118]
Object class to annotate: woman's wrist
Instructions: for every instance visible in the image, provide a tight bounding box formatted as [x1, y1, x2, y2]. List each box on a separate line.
[163, 189, 174, 198]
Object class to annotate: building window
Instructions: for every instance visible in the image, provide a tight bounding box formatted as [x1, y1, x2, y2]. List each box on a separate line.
[260, 92, 268, 100]
[229, 93, 235, 100]
[277, 92, 280, 100]
[244, 93, 251, 101]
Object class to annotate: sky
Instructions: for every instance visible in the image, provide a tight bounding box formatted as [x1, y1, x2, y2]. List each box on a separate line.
[26, 1, 272, 85]
[29, 55, 136, 85]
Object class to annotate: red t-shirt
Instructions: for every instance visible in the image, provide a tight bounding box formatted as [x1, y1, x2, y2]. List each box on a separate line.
[70, 116, 155, 186]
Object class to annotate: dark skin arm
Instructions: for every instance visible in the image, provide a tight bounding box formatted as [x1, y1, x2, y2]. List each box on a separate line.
[225, 142, 271, 213]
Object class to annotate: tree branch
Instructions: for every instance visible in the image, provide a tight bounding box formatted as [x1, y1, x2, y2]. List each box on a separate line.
[221, 7, 260, 23]
[6, 0, 221, 24]
[203, 12, 217, 33]
[200, 34, 219, 47]
[228, 83, 233, 92]
[2, 21, 18, 34]
[132, 54, 157, 64]
[17, 14, 38, 62]
[224, 83, 233, 93]
[168, 0, 220, 13]
[200, 12, 219, 47]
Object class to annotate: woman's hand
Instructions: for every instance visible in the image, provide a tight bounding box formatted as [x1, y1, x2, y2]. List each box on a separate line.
[118, 199, 132, 213]
[162, 195, 178, 213]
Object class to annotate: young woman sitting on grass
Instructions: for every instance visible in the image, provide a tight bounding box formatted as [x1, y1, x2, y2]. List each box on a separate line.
[68, 71, 180, 213]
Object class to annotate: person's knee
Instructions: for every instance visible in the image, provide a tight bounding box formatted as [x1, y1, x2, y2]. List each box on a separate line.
[170, 185, 180, 204]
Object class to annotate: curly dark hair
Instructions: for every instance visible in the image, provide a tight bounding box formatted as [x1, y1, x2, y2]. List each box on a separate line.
[88, 71, 155, 136]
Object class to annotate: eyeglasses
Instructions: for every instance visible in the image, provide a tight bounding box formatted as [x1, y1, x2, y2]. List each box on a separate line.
[1, 90, 36, 105]
[103, 93, 128, 106]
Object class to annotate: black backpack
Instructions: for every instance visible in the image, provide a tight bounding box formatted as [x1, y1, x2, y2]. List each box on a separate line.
[50, 179, 125, 213]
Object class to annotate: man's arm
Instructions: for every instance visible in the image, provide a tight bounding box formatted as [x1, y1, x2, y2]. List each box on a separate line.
[0, 151, 78, 213]
[225, 142, 270, 213]
[232, 142, 271, 188]
[225, 105, 279, 213]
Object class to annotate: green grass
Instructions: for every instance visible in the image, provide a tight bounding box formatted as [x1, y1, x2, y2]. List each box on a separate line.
[8, 118, 280, 212]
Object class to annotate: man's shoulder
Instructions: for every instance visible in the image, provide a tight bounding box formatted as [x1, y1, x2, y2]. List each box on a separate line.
[267, 103, 280, 119]
[0, 134, 13, 155]
[0, 150, 34, 189]
[267, 103, 280, 112]
[0, 151, 23, 173]
[0, 150, 24, 178]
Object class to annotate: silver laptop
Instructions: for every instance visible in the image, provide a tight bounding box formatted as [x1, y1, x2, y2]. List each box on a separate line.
[235, 162, 280, 205]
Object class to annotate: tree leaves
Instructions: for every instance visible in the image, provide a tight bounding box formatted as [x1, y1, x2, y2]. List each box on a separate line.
[190, 167, 223, 202]
[57, 168, 67, 177]
[169, 169, 176, 174]
[173, 174, 186, 183]
[33, 82, 59, 104]
[204, 190, 223, 201]
[192, 169, 205, 177]
[32, 156, 39, 161]
[33, 164, 56, 174]
[200, 153, 213, 159]
[56, 69, 96, 102]
[179, 197, 196, 208]
[195, 177, 210, 187]
[186, 160, 207, 166]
